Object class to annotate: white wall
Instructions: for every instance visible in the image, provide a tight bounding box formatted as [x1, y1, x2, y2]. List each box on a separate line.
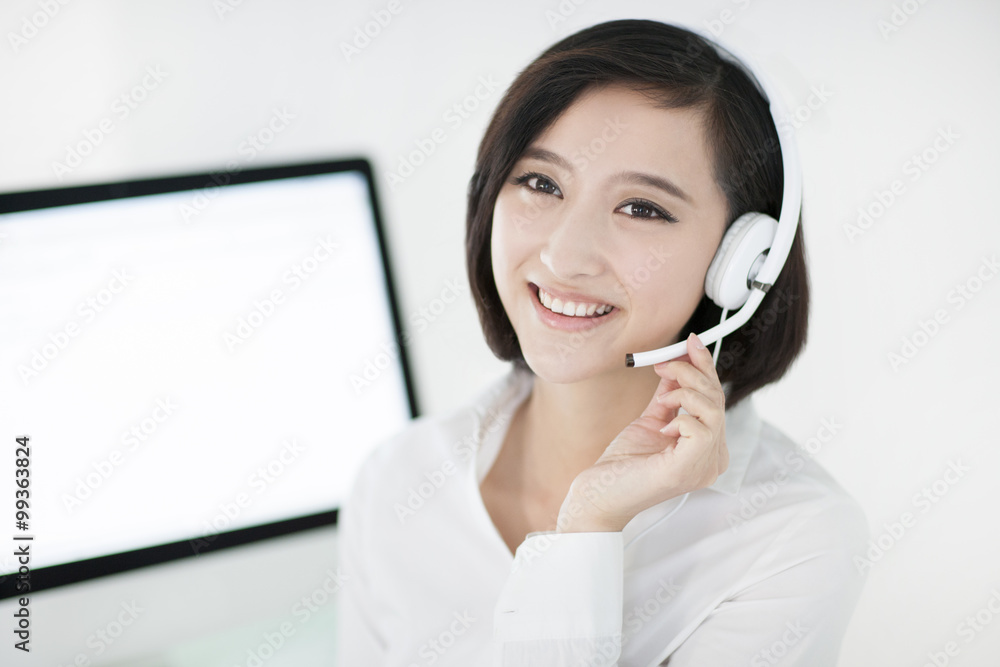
[1, 0, 998, 665]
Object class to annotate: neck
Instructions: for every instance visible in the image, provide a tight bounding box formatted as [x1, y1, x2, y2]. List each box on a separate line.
[515, 365, 662, 493]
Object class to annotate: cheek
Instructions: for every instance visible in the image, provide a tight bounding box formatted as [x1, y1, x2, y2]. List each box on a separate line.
[490, 198, 521, 299]
[490, 203, 509, 279]
[616, 243, 710, 313]
[495, 186, 558, 240]
[491, 195, 539, 276]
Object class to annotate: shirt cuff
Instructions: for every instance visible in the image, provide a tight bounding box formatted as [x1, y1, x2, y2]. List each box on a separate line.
[494, 530, 624, 640]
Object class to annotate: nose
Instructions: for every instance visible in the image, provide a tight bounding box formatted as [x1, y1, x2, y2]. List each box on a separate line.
[538, 198, 607, 280]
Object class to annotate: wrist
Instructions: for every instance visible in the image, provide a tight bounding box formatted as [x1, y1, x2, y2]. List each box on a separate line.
[555, 499, 628, 533]
[555, 517, 625, 533]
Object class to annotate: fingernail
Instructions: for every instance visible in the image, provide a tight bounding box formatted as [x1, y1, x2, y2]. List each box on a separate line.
[690, 332, 706, 350]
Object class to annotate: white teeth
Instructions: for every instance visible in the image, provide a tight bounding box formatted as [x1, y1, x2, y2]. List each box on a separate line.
[537, 287, 612, 318]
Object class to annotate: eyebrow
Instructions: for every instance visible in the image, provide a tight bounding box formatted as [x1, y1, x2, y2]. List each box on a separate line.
[519, 146, 693, 204]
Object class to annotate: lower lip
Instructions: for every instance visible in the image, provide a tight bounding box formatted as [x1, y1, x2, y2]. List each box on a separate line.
[528, 283, 618, 332]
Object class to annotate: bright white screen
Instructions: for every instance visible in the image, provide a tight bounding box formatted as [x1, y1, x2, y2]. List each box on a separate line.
[0, 169, 412, 572]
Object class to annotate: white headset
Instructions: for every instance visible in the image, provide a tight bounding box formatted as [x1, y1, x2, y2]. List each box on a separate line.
[625, 30, 802, 368]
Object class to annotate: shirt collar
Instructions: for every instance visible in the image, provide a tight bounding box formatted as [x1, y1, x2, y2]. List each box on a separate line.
[706, 382, 762, 496]
[471, 367, 761, 497]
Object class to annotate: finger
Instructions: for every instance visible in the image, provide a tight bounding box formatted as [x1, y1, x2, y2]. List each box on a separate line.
[657, 386, 720, 422]
[686, 332, 721, 380]
[658, 415, 720, 485]
[658, 413, 711, 441]
[662, 360, 721, 404]
[660, 385, 727, 469]
[637, 372, 680, 426]
[662, 334, 724, 403]
[649, 356, 685, 411]
[653, 355, 686, 385]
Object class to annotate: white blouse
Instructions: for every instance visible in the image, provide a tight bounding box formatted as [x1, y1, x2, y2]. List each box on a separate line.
[334, 365, 869, 666]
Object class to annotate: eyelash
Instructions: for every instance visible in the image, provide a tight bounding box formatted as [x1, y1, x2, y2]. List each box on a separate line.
[509, 171, 679, 224]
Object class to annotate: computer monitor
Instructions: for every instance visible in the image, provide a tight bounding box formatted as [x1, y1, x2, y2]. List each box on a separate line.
[0, 158, 418, 597]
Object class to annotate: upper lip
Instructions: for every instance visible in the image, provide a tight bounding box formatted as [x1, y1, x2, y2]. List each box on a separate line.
[530, 282, 615, 307]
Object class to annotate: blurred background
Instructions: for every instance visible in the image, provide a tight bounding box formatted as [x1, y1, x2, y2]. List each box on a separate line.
[1, 0, 998, 665]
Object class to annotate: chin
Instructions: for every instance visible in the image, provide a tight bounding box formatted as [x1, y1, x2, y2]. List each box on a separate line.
[518, 343, 622, 385]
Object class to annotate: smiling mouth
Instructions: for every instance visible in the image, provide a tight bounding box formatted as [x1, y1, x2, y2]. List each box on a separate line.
[532, 283, 616, 318]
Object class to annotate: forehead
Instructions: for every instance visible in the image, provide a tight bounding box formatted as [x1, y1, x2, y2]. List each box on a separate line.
[527, 83, 716, 184]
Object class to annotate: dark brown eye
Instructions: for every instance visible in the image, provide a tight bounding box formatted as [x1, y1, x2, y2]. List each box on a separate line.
[511, 172, 562, 197]
[618, 199, 679, 223]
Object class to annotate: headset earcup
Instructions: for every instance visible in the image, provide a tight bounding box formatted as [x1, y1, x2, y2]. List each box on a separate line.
[704, 212, 778, 310]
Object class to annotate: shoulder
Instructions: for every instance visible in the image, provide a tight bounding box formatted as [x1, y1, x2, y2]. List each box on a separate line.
[735, 414, 870, 572]
[345, 404, 472, 505]
[341, 366, 531, 516]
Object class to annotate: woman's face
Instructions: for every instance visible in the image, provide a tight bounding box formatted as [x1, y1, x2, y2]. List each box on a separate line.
[491, 83, 729, 383]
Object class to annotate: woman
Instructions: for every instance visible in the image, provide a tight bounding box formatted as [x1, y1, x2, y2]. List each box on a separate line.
[335, 19, 868, 666]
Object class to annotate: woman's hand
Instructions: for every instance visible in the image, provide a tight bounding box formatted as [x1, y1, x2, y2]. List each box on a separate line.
[555, 332, 729, 533]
